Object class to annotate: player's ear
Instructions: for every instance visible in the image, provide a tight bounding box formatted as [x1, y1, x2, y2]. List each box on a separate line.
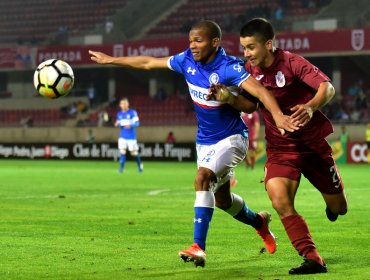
[212, 37, 220, 47]
[266, 39, 273, 51]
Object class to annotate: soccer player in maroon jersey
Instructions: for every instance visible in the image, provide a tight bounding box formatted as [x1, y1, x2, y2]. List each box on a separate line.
[241, 111, 260, 170]
[240, 17, 348, 275]
[208, 17, 348, 274]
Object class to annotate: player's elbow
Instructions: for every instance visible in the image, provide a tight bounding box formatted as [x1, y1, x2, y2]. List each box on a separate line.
[325, 82, 335, 101]
[242, 102, 258, 113]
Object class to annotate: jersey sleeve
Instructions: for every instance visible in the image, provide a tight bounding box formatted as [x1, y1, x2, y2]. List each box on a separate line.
[289, 53, 330, 90]
[224, 59, 250, 87]
[167, 51, 187, 74]
[131, 110, 140, 127]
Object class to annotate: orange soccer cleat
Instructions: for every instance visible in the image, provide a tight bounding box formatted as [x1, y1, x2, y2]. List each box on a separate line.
[256, 211, 277, 254]
[179, 243, 206, 267]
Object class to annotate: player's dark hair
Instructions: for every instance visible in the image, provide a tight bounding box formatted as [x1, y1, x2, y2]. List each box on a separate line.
[240, 18, 275, 43]
[191, 20, 222, 40]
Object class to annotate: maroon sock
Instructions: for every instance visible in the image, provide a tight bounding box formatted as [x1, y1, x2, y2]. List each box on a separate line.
[281, 214, 324, 266]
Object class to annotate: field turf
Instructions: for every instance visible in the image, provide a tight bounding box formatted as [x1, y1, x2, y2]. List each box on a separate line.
[0, 160, 369, 279]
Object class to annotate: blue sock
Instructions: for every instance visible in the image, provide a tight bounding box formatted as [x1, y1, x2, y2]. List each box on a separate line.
[135, 156, 143, 171]
[225, 193, 261, 229]
[194, 207, 214, 250]
[193, 191, 215, 251]
[234, 202, 260, 229]
[119, 154, 126, 171]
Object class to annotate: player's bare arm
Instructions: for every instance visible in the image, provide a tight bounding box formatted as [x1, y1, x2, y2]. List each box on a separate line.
[240, 76, 299, 133]
[290, 82, 335, 126]
[207, 84, 258, 113]
[88, 50, 170, 70]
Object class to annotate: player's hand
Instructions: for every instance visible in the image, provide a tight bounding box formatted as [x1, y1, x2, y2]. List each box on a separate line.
[290, 104, 313, 127]
[207, 84, 235, 104]
[89, 50, 113, 64]
[274, 112, 300, 135]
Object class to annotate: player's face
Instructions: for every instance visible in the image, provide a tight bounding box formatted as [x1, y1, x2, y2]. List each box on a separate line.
[189, 28, 219, 64]
[240, 36, 274, 68]
[120, 100, 129, 111]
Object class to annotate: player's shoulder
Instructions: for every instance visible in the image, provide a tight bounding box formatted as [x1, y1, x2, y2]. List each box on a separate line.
[169, 48, 194, 69]
[222, 53, 246, 75]
[277, 48, 306, 63]
[171, 48, 193, 61]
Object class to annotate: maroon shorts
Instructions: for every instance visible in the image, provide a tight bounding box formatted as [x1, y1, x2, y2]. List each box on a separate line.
[264, 139, 344, 194]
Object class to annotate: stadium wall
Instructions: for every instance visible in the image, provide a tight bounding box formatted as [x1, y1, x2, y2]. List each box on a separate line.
[0, 124, 366, 143]
[0, 126, 198, 143]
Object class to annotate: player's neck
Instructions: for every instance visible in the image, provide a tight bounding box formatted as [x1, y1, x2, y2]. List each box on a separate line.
[261, 51, 275, 69]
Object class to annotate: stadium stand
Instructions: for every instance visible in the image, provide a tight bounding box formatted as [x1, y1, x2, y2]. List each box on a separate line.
[84, 95, 196, 127]
[144, 0, 330, 38]
[1, 0, 369, 128]
[0, 0, 128, 46]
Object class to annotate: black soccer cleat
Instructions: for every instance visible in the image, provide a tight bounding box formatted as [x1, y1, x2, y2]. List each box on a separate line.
[326, 207, 338, 222]
[289, 258, 328, 275]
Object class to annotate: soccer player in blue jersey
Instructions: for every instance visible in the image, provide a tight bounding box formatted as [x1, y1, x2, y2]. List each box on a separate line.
[115, 97, 143, 173]
[89, 20, 298, 267]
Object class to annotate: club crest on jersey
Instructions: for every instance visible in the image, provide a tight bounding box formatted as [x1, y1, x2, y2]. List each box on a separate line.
[275, 71, 285, 87]
[209, 73, 219, 84]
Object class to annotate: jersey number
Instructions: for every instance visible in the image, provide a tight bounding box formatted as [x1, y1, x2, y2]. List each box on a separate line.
[329, 165, 341, 189]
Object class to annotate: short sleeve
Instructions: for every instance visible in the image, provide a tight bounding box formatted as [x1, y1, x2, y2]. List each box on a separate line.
[289, 54, 330, 90]
[224, 59, 250, 87]
[167, 51, 186, 74]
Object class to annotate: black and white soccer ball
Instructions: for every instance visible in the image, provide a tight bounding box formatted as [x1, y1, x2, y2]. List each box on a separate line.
[33, 59, 74, 99]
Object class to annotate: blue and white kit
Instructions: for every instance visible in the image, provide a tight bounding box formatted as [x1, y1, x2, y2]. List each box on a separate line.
[167, 47, 250, 145]
[168, 47, 251, 185]
[116, 109, 139, 140]
[116, 109, 140, 152]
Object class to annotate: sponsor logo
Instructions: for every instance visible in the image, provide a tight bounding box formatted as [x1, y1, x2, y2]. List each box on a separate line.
[187, 67, 196, 75]
[349, 143, 367, 162]
[38, 51, 82, 63]
[126, 45, 169, 57]
[255, 74, 264, 80]
[351, 29, 364, 51]
[233, 64, 242, 72]
[275, 37, 310, 51]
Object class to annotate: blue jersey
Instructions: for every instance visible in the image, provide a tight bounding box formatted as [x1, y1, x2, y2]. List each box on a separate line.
[167, 47, 250, 145]
[116, 109, 139, 140]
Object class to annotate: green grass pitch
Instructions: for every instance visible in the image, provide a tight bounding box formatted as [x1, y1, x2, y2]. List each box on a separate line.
[0, 160, 369, 280]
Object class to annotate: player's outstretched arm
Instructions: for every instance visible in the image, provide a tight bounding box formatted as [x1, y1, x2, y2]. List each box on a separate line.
[240, 76, 299, 134]
[290, 81, 335, 126]
[88, 50, 170, 70]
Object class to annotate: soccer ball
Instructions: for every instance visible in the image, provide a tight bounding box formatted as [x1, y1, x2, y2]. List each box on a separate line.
[33, 59, 74, 99]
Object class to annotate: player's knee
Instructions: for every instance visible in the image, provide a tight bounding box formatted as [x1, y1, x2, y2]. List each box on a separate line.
[340, 206, 348, 216]
[130, 151, 138, 156]
[327, 195, 348, 215]
[194, 168, 214, 191]
[271, 199, 294, 217]
[334, 203, 348, 216]
[119, 149, 126, 154]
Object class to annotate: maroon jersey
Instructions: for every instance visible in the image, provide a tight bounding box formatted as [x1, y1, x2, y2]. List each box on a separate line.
[245, 48, 333, 152]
